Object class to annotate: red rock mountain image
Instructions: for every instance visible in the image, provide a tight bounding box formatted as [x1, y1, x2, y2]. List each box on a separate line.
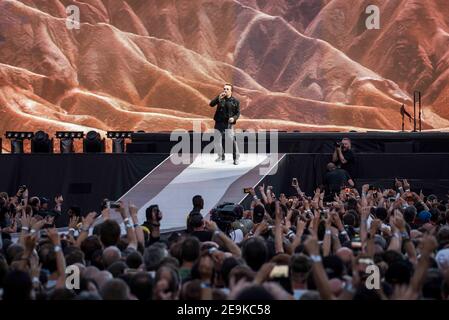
[1, 0, 449, 152]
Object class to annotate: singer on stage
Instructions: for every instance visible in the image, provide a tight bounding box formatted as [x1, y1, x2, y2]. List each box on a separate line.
[209, 83, 240, 165]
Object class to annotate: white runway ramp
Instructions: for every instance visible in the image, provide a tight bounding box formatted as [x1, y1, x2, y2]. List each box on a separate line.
[136, 153, 269, 231]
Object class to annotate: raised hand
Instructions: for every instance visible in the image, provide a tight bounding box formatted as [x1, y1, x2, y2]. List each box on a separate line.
[204, 220, 219, 232]
[68, 216, 79, 229]
[304, 236, 320, 256]
[21, 213, 32, 229]
[393, 210, 406, 232]
[291, 178, 299, 188]
[421, 234, 438, 255]
[362, 184, 370, 194]
[296, 219, 306, 235]
[128, 202, 138, 218]
[31, 217, 47, 231]
[81, 212, 97, 230]
[254, 220, 269, 236]
[403, 179, 410, 190]
[254, 262, 276, 285]
[395, 178, 403, 189]
[23, 233, 37, 253]
[361, 206, 371, 221]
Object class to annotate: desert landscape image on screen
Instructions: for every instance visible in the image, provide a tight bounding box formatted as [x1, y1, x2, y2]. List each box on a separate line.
[1, 0, 449, 152]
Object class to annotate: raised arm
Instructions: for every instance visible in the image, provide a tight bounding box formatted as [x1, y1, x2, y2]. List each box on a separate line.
[274, 201, 284, 254]
[118, 202, 138, 250]
[129, 203, 144, 248]
[409, 235, 437, 295]
[304, 237, 335, 300]
[206, 221, 241, 257]
[76, 212, 97, 247]
[209, 96, 220, 107]
[47, 228, 67, 289]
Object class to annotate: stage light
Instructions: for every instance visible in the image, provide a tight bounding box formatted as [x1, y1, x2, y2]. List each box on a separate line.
[106, 131, 133, 139]
[106, 131, 133, 153]
[83, 130, 105, 153]
[55, 131, 84, 154]
[31, 130, 53, 153]
[5, 131, 34, 154]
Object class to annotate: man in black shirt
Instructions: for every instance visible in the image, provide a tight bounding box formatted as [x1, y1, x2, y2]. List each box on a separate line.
[187, 213, 213, 242]
[209, 83, 240, 165]
[332, 137, 355, 177]
[324, 162, 354, 196]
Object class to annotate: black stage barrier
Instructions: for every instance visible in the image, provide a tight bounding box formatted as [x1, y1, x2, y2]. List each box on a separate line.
[0, 154, 166, 226]
[1, 153, 448, 228]
[128, 132, 449, 153]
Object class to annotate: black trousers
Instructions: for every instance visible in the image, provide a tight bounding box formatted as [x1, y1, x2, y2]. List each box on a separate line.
[214, 122, 239, 160]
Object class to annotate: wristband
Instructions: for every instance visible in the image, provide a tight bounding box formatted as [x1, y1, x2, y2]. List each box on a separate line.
[325, 230, 332, 235]
[123, 218, 130, 223]
[340, 230, 348, 235]
[287, 230, 295, 239]
[54, 245, 61, 253]
[125, 222, 133, 229]
[81, 226, 89, 232]
[214, 230, 221, 237]
[400, 231, 410, 240]
[133, 224, 139, 228]
[68, 228, 76, 233]
[405, 189, 410, 192]
[32, 276, 40, 284]
[30, 229, 36, 234]
[253, 195, 258, 200]
[398, 187, 404, 191]
[22, 226, 30, 232]
[208, 247, 218, 255]
[310, 255, 322, 263]
[201, 282, 211, 289]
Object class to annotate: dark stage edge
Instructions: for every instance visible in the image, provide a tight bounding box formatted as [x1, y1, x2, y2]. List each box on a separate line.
[127, 132, 449, 153]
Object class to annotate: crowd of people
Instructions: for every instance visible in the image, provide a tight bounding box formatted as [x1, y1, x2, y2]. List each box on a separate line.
[1, 172, 449, 300]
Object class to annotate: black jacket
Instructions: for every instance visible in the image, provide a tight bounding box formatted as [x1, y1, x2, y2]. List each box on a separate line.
[209, 95, 240, 124]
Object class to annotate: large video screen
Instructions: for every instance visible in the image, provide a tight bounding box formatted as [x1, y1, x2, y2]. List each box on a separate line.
[1, 0, 448, 148]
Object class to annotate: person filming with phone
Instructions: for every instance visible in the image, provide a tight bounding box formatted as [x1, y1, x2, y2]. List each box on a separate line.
[141, 204, 163, 245]
[332, 137, 355, 177]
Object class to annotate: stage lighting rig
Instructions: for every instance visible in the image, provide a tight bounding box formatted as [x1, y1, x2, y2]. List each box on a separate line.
[31, 130, 53, 153]
[5, 131, 34, 154]
[83, 130, 105, 153]
[55, 131, 84, 153]
[106, 131, 133, 153]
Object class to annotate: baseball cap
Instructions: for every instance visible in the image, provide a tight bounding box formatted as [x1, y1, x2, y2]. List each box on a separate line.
[417, 210, 432, 223]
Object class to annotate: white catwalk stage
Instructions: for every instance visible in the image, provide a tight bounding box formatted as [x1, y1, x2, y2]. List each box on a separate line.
[116, 153, 283, 232]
